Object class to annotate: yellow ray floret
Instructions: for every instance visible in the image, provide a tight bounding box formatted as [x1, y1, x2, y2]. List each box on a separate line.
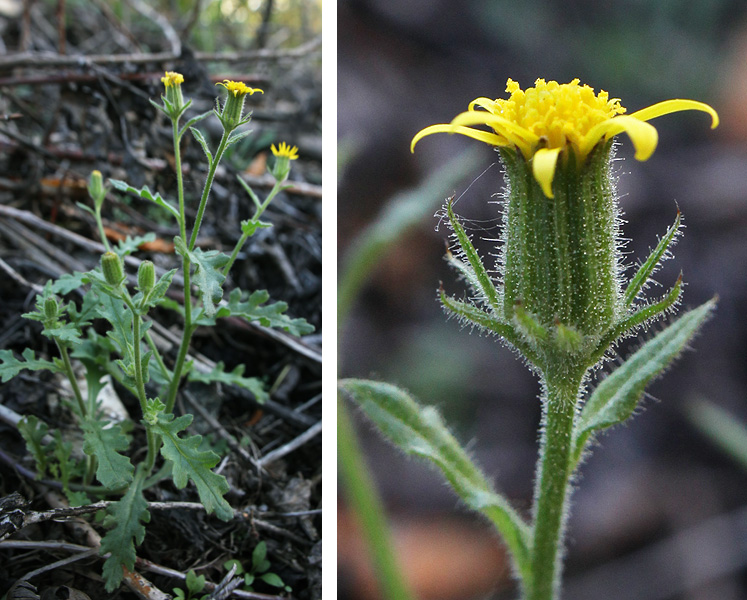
[411, 78, 719, 198]
[271, 142, 300, 160]
[217, 80, 264, 96]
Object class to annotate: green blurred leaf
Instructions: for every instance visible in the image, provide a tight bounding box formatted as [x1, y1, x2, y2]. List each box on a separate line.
[113, 233, 157, 258]
[339, 378, 531, 581]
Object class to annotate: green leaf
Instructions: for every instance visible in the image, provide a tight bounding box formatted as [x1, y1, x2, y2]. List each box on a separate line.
[190, 127, 213, 166]
[153, 412, 233, 521]
[573, 298, 717, 465]
[0, 348, 60, 382]
[686, 400, 747, 470]
[81, 419, 134, 489]
[185, 569, 206, 595]
[50, 271, 91, 295]
[224, 559, 245, 576]
[208, 288, 314, 336]
[42, 322, 82, 345]
[446, 200, 502, 313]
[187, 361, 268, 403]
[17, 415, 50, 478]
[227, 128, 253, 147]
[174, 236, 229, 317]
[259, 573, 284, 588]
[109, 179, 179, 220]
[240, 218, 272, 238]
[100, 473, 150, 591]
[252, 541, 267, 570]
[339, 378, 531, 581]
[113, 233, 157, 258]
[623, 210, 682, 307]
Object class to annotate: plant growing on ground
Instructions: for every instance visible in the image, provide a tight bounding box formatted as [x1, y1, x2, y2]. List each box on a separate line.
[340, 77, 719, 600]
[1, 72, 313, 591]
[224, 541, 292, 593]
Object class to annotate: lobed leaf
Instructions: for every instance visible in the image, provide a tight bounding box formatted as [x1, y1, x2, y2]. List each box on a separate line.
[109, 179, 179, 220]
[0, 348, 60, 382]
[174, 236, 229, 317]
[573, 298, 716, 465]
[153, 412, 234, 521]
[100, 473, 150, 591]
[113, 233, 157, 258]
[188, 361, 268, 403]
[339, 378, 531, 580]
[17, 415, 50, 478]
[208, 288, 314, 336]
[81, 418, 134, 489]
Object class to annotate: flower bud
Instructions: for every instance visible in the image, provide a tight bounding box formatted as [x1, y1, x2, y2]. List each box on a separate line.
[216, 80, 263, 131]
[137, 260, 156, 294]
[270, 141, 299, 182]
[161, 71, 186, 116]
[44, 296, 59, 321]
[101, 251, 125, 287]
[88, 170, 106, 210]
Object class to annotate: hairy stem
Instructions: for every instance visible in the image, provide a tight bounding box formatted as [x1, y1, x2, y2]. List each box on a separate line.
[223, 181, 282, 277]
[528, 369, 583, 600]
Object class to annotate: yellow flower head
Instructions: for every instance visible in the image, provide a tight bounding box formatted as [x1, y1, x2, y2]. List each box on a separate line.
[161, 71, 184, 88]
[411, 78, 719, 198]
[217, 80, 264, 97]
[271, 142, 299, 160]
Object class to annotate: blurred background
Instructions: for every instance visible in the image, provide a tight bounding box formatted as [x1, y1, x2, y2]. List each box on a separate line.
[338, 1, 747, 599]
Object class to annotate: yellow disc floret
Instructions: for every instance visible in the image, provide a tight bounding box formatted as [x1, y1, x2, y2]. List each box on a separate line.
[161, 71, 184, 88]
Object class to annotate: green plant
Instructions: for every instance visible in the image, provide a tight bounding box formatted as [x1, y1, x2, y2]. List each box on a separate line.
[1, 72, 312, 591]
[173, 569, 209, 600]
[340, 77, 719, 600]
[224, 541, 292, 593]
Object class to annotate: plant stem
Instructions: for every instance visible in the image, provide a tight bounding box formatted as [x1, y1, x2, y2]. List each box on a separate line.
[56, 342, 86, 418]
[188, 129, 231, 252]
[528, 370, 583, 600]
[222, 181, 282, 277]
[337, 397, 417, 600]
[164, 117, 194, 414]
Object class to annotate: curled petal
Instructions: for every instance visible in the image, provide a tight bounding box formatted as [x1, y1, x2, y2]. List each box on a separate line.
[451, 111, 539, 155]
[411, 124, 506, 153]
[580, 115, 659, 161]
[532, 147, 562, 198]
[468, 97, 498, 111]
[629, 99, 719, 129]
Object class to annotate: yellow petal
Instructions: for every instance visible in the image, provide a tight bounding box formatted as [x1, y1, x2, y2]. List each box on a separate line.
[532, 147, 562, 199]
[451, 111, 539, 154]
[580, 115, 659, 161]
[410, 124, 506, 152]
[629, 99, 719, 129]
